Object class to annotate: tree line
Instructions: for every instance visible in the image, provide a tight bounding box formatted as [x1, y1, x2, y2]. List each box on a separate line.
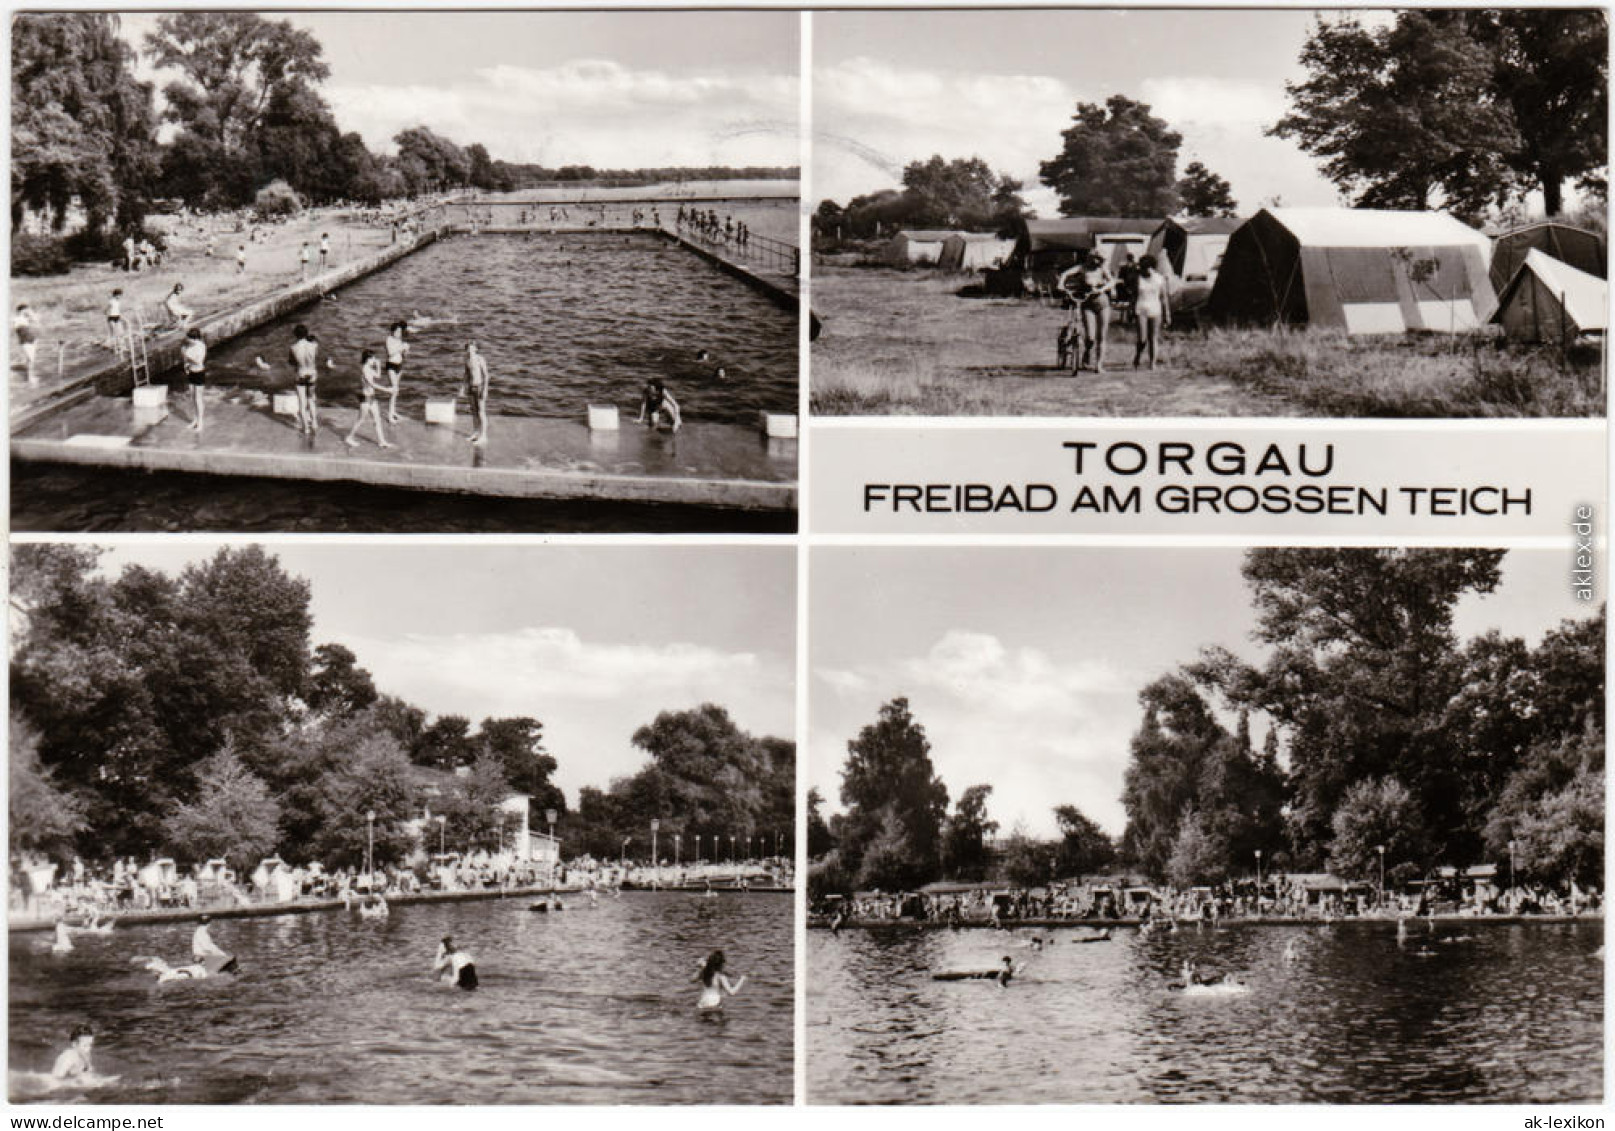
[806, 698, 1118, 899]
[8, 545, 793, 872]
[813, 10, 1603, 242]
[809, 549, 1602, 898]
[11, 13, 796, 253]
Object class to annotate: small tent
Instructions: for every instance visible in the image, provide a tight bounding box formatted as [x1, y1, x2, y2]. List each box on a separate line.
[1490, 222, 1606, 294]
[1206, 207, 1496, 334]
[937, 233, 1015, 272]
[883, 230, 957, 266]
[1492, 248, 1607, 342]
[1148, 216, 1241, 283]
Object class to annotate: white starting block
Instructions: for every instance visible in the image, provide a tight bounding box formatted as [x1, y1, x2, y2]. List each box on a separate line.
[132, 385, 167, 409]
[64, 434, 133, 449]
[760, 412, 798, 439]
[425, 399, 457, 425]
[587, 404, 620, 431]
[272, 392, 299, 417]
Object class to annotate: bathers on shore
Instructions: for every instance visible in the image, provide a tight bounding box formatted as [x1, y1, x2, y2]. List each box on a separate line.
[457, 963, 478, 990]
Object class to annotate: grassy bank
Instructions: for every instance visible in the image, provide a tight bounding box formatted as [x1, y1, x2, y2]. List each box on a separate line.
[809, 265, 1603, 418]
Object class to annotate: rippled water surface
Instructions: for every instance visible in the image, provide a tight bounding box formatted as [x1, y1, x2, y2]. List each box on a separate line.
[193, 231, 797, 425]
[807, 922, 1603, 1104]
[11, 893, 792, 1104]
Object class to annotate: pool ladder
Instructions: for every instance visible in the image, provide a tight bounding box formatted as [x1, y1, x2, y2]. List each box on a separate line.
[122, 309, 152, 387]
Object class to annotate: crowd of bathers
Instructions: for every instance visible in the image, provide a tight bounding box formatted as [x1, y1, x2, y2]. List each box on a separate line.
[813, 874, 1603, 927]
[677, 205, 752, 250]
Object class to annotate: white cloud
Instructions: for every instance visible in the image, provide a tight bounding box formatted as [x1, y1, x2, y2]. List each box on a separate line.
[328, 61, 799, 168]
[813, 57, 1341, 213]
[812, 631, 1141, 836]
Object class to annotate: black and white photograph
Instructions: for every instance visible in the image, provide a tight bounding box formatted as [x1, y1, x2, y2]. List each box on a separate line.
[10, 10, 801, 533]
[8, 542, 796, 1103]
[807, 546, 1603, 1104]
[809, 8, 1607, 419]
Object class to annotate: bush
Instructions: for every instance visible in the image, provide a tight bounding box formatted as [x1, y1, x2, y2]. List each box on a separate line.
[11, 233, 72, 276]
[254, 179, 304, 219]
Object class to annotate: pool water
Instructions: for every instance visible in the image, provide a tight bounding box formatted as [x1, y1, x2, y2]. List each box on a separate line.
[11, 892, 793, 1104]
[807, 921, 1603, 1104]
[183, 231, 798, 427]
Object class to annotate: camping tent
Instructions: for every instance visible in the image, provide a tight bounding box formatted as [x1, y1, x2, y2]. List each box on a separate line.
[1206, 207, 1497, 334]
[937, 232, 1015, 272]
[883, 230, 958, 266]
[1148, 216, 1241, 283]
[1493, 248, 1608, 342]
[1490, 222, 1606, 293]
[1005, 217, 1160, 290]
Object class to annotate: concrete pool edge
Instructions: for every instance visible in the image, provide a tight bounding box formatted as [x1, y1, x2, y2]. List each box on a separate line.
[10, 432, 798, 511]
[10, 228, 448, 436]
[807, 914, 1600, 930]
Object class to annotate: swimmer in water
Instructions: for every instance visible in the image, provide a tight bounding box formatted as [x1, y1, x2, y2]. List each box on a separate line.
[695, 949, 746, 1010]
[433, 936, 478, 990]
[52, 1027, 96, 1080]
[996, 956, 1016, 988]
[51, 919, 73, 954]
[1283, 938, 1301, 963]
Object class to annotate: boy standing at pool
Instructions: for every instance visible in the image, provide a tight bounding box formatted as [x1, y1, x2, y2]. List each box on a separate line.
[463, 341, 491, 445]
[319, 232, 331, 270]
[289, 324, 320, 435]
[383, 321, 409, 423]
[636, 378, 681, 432]
[105, 289, 123, 349]
[299, 242, 311, 281]
[177, 328, 207, 431]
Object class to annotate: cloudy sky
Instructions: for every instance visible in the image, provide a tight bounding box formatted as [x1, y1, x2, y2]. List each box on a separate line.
[91, 542, 796, 804]
[813, 9, 1359, 216]
[809, 548, 1597, 840]
[117, 11, 800, 169]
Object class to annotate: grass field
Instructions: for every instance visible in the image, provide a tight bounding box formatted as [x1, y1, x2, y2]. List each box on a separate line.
[809, 264, 1605, 418]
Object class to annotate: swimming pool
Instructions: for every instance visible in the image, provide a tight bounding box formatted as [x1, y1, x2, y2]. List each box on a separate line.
[178, 231, 798, 427]
[11, 892, 793, 1104]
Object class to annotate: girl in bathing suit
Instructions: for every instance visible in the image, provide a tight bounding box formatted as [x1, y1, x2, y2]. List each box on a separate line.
[695, 949, 746, 1010]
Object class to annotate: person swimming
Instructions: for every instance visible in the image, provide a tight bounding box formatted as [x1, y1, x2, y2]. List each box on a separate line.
[52, 1027, 97, 1080]
[433, 936, 478, 990]
[995, 956, 1016, 987]
[695, 949, 746, 1010]
[636, 378, 682, 432]
[1283, 938, 1301, 963]
[134, 956, 212, 983]
[51, 919, 73, 954]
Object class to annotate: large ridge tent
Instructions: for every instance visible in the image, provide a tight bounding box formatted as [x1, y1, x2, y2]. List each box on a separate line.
[1489, 222, 1607, 294]
[998, 217, 1159, 292]
[1147, 216, 1242, 284]
[937, 232, 1015, 272]
[883, 230, 960, 266]
[1493, 248, 1608, 343]
[1205, 207, 1497, 334]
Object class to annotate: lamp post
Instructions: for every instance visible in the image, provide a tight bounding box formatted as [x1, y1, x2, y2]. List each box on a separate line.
[366, 809, 376, 886]
[1254, 849, 1262, 913]
[675, 834, 682, 870]
[747, 835, 754, 861]
[729, 835, 735, 862]
[1508, 839, 1517, 910]
[1376, 844, 1386, 908]
[695, 834, 702, 863]
[546, 808, 558, 886]
[651, 819, 660, 889]
[621, 837, 630, 870]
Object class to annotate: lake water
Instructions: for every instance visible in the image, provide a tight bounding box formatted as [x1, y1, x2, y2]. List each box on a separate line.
[185, 231, 797, 427]
[807, 921, 1603, 1104]
[10, 892, 792, 1104]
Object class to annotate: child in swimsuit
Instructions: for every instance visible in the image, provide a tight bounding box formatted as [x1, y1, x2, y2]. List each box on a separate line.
[463, 342, 490, 445]
[384, 323, 409, 423]
[288, 324, 320, 435]
[636, 378, 682, 432]
[345, 348, 393, 449]
[178, 329, 207, 431]
[695, 949, 746, 1010]
[106, 290, 123, 349]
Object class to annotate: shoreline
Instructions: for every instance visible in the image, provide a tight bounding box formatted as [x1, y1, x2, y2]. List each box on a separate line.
[10, 883, 793, 934]
[807, 913, 1599, 931]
